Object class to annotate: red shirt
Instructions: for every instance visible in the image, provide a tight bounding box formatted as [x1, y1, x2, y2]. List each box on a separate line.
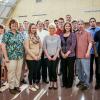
[56, 28, 63, 35]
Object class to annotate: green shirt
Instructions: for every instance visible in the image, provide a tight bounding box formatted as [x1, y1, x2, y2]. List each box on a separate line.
[2, 31, 25, 60]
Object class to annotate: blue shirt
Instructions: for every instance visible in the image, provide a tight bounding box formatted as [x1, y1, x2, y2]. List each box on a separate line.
[87, 26, 100, 54]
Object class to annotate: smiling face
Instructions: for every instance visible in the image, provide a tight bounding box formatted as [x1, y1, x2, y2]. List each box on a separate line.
[10, 22, 18, 31]
[30, 24, 37, 34]
[48, 25, 56, 35]
[64, 23, 71, 32]
[77, 21, 85, 31]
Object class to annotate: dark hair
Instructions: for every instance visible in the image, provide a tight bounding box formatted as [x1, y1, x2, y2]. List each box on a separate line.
[58, 17, 64, 21]
[36, 20, 41, 25]
[0, 25, 4, 29]
[54, 19, 58, 23]
[0, 24, 5, 33]
[44, 19, 49, 22]
[28, 23, 36, 35]
[72, 20, 77, 23]
[89, 17, 96, 23]
[63, 22, 72, 33]
[9, 19, 18, 29]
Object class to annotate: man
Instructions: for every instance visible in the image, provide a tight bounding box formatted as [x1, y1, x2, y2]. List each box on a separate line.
[44, 19, 49, 30]
[65, 15, 72, 23]
[76, 20, 93, 90]
[37, 21, 49, 84]
[56, 18, 64, 35]
[72, 20, 78, 33]
[87, 18, 100, 87]
[94, 30, 100, 89]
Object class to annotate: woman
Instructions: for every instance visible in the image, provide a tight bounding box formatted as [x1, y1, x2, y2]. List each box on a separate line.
[25, 23, 42, 91]
[60, 22, 76, 88]
[2, 19, 25, 94]
[43, 23, 61, 89]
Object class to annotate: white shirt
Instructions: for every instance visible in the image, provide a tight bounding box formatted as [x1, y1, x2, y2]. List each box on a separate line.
[37, 29, 49, 44]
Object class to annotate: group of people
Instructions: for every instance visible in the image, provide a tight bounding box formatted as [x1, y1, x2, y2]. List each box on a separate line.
[0, 15, 100, 95]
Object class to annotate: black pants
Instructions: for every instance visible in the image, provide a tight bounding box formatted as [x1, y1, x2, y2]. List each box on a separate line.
[47, 58, 58, 82]
[26, 60, 40, 85]
[0, 64, 1, 88]
[90, 54, 100, 84]
[61, 57, 75, 87]
[37, 52, 48, 82]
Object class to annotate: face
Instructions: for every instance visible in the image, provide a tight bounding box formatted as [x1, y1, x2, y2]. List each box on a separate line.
[78, 22, 85, 31]
[19, 25, 24, 32]
[66, 15, 71, 22]
[0, 28, 4, 34]
[44, 20, 49, 27]
[64, 23, 71, 32]
[23, 21, 29, 29]
[89, 19, 96, 27]
[37, 22, 43, 30]
[54, 21, 58, 28]
[58, 19, 64, 28]
[72, 22, 78, 29]
[30, 25, 37, 34]
[10, 22, 18, 31]
[48, 25, 56, 35]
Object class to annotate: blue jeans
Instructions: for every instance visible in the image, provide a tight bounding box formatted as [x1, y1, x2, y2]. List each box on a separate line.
[76, 58, 90, 86]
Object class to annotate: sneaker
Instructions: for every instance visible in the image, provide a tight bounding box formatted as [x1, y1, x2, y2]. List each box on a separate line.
[29, 87, 37, 92]
[80, 85, 89, 91]
[76, 81, 84, 87]
[14, 87, 21, 93]
[34, 84, 39, 90]
[9, 89, 17, 94]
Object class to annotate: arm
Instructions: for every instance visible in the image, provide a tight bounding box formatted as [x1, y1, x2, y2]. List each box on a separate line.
[24, 39, 37, 60]
[1, 43, 9, 63]
[85, 32, 93, 58]
[43, 36, 52, 61]
[52, 36, 61, 60]
[65, 33, 76, 57]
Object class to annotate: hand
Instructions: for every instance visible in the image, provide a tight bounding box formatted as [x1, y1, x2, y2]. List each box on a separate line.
[61, 51, 66, 59]
[5, 57, 9, 63]
[52, 56, 57, 61]
[33, 56, 38, 61]
[85, 53, 90, 58]
[48, 56, 52, 61]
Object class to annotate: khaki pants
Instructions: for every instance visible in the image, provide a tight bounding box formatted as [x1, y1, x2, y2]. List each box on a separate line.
[7, 59, 23, 89]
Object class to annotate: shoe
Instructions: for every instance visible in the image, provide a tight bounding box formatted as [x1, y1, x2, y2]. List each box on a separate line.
[95, 84, 100, 90]
[49, 82, 53, 89]
[14, 87, 21, 93]
[21, 79, 27, 84]
[53, 82, 58, 90]
[29, 86, 37, 92]
[34, 84, 39, 90]
[76, 81, 84, 87]
[79, 85, 89, 91]
[43, 80, 49, 84]
[9, 89, 17, 94]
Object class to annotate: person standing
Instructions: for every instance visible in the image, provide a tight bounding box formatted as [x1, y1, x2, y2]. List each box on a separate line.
[43, 23, 61, 89]
[60, 22, 76, 88]
[76, 20, 93, 90]
[87, 18, 100, 85]
[37, 21, 49, 84]
[0, 25, 5, 88]
[2, 19, 25, 94]
[94, 30, 100, 89]
[25, 23, 42, 91]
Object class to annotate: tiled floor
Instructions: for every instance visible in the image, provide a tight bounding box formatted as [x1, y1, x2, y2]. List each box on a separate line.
[0, 76, 100, 100]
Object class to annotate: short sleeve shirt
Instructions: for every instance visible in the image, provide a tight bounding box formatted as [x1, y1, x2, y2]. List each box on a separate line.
[2, 31, 25, 60]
